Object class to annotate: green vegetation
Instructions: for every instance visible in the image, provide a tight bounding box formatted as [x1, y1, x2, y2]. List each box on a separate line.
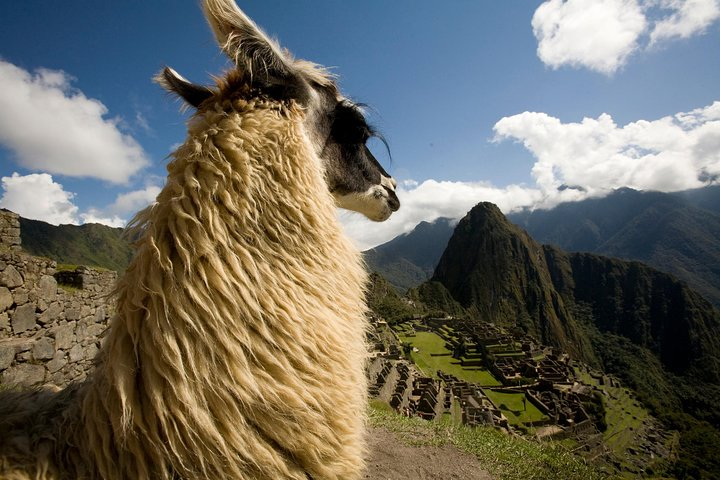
[369, 402, 603, 480]
[396, 330, 500, 386]
[20, 217, 134, 272]
[407, 280, 467, 318]
[581, 326, 720, 478]
[365, 273, 418, 324]
[55, 263, 80, 272]
[575, 368, 650, 456]
[483, 390, 548, 425]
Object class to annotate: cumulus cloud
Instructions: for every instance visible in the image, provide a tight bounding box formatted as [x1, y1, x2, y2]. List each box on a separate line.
[532, 0, 646, 74]
[493, 101, 720, 196]
[0, 173, 79, 224]
[532, 0, 720, 74]
[340, 180, 546, 250]
[0, 60, 149, 183]
[0, 171, 162, 228]
[343, 100, 720, 250]
[649, 0, 720, 45]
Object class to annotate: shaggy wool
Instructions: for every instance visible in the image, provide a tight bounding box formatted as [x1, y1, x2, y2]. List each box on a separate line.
[0, 91, 370, 479]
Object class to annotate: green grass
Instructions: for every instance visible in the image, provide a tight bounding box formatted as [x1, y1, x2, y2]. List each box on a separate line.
[398, 331, 501, 386]
[58, 284, 81, 293]
[574, 368, 648, 455]
[484, 389, 549, 425]
[56, 263, 80, 272]
[369, 403, 604, 480]
[572, 367, 676, 478]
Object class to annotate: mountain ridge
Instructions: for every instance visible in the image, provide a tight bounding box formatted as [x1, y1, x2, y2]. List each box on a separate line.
[18, 216, 133, 272]
[509, 186, 720, 306]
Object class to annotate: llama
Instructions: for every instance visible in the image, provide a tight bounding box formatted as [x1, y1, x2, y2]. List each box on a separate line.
[0, 1, 399, 479]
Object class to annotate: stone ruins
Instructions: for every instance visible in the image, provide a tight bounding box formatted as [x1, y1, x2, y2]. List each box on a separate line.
[0, 210, 116, 389]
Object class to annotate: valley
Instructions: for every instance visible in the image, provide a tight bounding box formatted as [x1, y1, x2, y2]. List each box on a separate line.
[365, 189, 720, 479]
[367, 314, 677, 478]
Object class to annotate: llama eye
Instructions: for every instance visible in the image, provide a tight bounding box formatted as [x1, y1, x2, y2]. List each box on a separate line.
[330, 103, 370, 144]
[331, 121, 369, 144]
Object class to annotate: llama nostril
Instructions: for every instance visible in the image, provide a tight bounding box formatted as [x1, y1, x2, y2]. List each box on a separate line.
[384, 187, 400, 211]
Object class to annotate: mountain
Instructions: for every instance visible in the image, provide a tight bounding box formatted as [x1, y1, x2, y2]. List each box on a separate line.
[19, 217, 134, 272]
[431, 203, 594, 361]
[430, 202, 720, 477]
[508, 186, 720, 306]
[363, 217, 455, 293]
[434, 202, 720, 383]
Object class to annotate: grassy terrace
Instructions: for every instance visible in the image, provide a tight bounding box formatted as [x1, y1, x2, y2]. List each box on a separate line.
[574, 367, 648, 455]
[483, 389, 548, 426]
[573, 366, 677, 477]
[397, 330, 501, 387]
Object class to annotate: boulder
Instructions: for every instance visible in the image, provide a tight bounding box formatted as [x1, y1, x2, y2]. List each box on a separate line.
[0, 287, 13, 312]
[32, 337, 55, 360]
[2, 363, 45, 386]
[11, 303, 36, 333]
[0, 265, 23, 288]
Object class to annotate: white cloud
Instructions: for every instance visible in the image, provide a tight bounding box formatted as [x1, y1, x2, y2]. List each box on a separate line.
[340, 180, 548, 250]
[0, 60, 150, 183]
[0, 171, 162, 228]
[343, 100, 720, 250]
[649, 0, 720, 45]
[0, 173, 79, 224]
[80, 209, 126, 228]
[493, 101, 720, 196]
[108, 185, 161, 217]
[532, 0, 647, 74]
[76, 184, 161, 228]
[531, 0, 720, 74]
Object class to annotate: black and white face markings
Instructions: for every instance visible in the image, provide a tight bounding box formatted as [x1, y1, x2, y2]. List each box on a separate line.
[318, 99, 400, 222]
[157, 0, 400, 222]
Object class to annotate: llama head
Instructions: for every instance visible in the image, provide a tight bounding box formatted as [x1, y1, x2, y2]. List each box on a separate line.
[157, 0, 400, 222]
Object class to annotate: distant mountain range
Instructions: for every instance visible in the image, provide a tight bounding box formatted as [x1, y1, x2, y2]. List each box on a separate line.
[366, 186, 720, 308]
[18, 217, 133, 272]
[509, 186, 720, 306]
[363, 217, 455, 293]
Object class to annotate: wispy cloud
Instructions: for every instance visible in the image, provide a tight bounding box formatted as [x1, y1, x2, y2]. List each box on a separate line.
[532, 0, 720, 74]
[0, 60, 150, 183]
[649, 0, 720, 45]
[107, 184, 161, 217]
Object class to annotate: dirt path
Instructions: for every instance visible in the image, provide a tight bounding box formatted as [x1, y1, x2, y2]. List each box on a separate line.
[364, 426, 495, 480]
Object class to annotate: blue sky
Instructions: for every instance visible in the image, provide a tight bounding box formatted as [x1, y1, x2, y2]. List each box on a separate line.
[1, 0, 719, 248]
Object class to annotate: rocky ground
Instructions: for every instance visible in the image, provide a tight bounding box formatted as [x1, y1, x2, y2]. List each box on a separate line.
[365, 426, 494, 480]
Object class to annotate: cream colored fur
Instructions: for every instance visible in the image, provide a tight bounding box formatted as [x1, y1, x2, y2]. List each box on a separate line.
[0, 94, 369, 478]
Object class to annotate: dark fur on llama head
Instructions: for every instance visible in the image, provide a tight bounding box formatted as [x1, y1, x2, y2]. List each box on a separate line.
[157, 0, 400, 222]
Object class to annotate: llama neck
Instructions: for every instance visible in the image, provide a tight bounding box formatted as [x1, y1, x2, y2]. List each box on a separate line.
[79, 101, 369, 479]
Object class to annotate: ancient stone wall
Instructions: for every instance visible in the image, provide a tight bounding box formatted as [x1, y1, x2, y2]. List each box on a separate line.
[0, 211, 116, 388]
[0, 209, 21, 252]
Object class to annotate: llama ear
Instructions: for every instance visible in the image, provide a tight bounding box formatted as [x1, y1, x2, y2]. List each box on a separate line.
[155, 67, 214, 109]
[202, 0, 299, 90]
